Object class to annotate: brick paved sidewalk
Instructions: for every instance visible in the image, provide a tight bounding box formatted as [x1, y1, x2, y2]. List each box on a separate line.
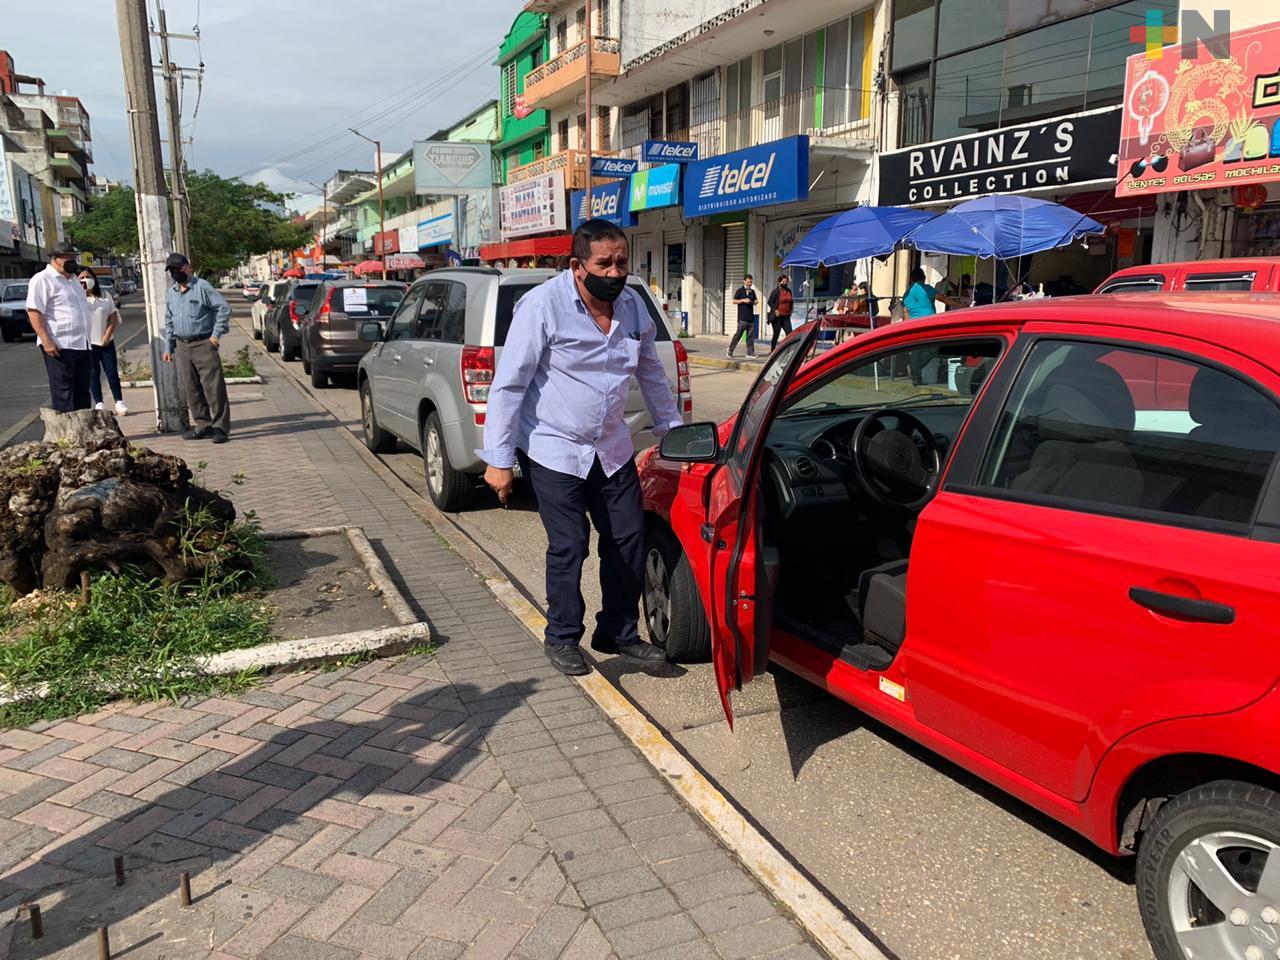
[0, 326, 820, 960]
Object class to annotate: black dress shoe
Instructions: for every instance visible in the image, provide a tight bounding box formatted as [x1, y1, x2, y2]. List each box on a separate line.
[210, 430, 229, 444]
[590, 637, 667, 663]
[545, 643, 590, 675]
[183, 427, 213, 440]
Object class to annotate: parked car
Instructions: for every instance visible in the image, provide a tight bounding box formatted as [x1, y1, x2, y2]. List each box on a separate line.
[300, 280, 405, 388]
[251, 280, 291, 341]
[639, 293, 1280, 960]
[97, 276, 116, 301]
[242, 282, 261, 300]
[117, 279, 136, 296]
[1097, 256, 1280, 293]
[0, 280, 31, 342]
[264, 280, 322, 361]
[357, 268, 692, 511]
[232, 281, 244, 289]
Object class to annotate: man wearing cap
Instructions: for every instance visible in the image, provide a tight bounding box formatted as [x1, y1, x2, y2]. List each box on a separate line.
[26, 241, 94, 412]
[162, 252, 232, 443]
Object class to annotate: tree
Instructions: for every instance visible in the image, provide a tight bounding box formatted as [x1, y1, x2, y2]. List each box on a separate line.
[67, 171, 313, 275]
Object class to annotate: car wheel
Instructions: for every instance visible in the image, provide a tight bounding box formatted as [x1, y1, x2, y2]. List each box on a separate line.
[1, 326, 15, 344]
[1137, 779, 1280, 960]
[301, 341, 312, 375]
[265, 322, 279, 353]
[643, 523, 710, 662]
[281, 328, 299, 362]
[252, 315, 263, 340]
[360, 380, 394, 453]
[310, 358, 328, 388]
[421, 411, 472, 511]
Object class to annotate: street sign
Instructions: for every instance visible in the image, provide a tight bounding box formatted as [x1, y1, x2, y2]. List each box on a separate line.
[644, 140, 700, 164]
[591, 157, 639, 177]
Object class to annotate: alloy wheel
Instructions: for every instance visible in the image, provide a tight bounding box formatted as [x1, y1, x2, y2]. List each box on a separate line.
[425, 424, 444, 497]
[361, 389, 374, 441]
[1167, 829, 1280, 959]
[644, 547, 672, 648]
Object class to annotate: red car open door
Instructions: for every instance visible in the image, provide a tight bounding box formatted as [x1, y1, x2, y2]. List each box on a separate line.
[706, 324, 820, 727]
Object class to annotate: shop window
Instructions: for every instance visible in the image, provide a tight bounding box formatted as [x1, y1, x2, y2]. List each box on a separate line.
[577, 113, 587, 150]
[595, 0, 609, 35]
[555, 19, 567, 54]
[893, 0, 936, 72]
[665, 83, 687, 138]
[557, 118, 570, 152]
[502, 63, 516, 118]
[1002, 16, 1089, 124]
[597, 106, 611, 151]
[898, 68, 932, 146]
[648, 93, 664, 139]
[932, 44, 1003, 139]
[621, 100, 648, 148]
[937, 0, 1007, 58]
[575, 7, 586, 43]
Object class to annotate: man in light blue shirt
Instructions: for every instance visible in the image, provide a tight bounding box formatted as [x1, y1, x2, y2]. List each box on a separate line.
[478, 220, 683, 675]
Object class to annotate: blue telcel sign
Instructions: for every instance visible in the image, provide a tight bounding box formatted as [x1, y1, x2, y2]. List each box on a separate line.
[570, 179, 637, 231]
[683, 135, 809, 218]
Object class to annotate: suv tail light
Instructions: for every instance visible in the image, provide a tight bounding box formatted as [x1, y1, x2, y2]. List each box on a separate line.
[673, 340, 693, 416]
[316, 288, 335, 325]
[461, 345, 495, 421]
[288, 301, 302, 327]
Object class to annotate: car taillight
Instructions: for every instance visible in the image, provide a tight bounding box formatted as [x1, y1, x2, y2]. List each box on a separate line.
[673, 340, 693, 414]
[288, 301, 301, 326]
[317, 288, 335, 324]
[461, 345, 494, 406]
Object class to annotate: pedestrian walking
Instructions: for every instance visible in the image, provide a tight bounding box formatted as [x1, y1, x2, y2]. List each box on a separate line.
[766, 274, 794, 351]
[727, 274, 758, 359]
[478, 219, 683, 676]
[25, 241, 92, 413]
[162, 252, 232, 443]
[79, 270, 127, 415]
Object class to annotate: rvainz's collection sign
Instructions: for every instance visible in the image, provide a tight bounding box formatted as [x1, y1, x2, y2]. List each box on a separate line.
[644, 140, 700, 164]
[877, 107, 1122, 205]
[683, 136, 809, 217]
[591, 157, 639, 177]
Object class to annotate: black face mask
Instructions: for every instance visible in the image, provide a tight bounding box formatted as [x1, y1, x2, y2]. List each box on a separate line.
[169, 267, 188, 284]
[62, 260, 81, 275]
[581, 270, 627, 303]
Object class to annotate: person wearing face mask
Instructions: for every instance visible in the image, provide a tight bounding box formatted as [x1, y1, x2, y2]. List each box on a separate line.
[25, 241, 93, 412]
[765, 274, 794, 352]
[162, 252, 232, 443]
[477, 219, 683, 676]
[78, 270, 127, 415]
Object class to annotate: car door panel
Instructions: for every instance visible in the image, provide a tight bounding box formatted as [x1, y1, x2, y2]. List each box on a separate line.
[907, 327, 1280, 802]
[372, 285, 426, 441]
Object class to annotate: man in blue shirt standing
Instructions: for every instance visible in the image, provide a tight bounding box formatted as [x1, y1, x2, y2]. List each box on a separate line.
[478, 220, 684, 676]
[162, 252, 232, 443]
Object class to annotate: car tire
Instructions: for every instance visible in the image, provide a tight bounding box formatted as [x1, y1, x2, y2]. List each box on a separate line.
[280, 327, 298, 361]
[301, 342, 312, 375]
[252, 316, 263, 340]
[310, 359, 328, 388]
[1, 326, 16, 344]
[1136, 779, 1280, 960]
[360, 380, 394, 453]
[643, 523, 711, 662]
[421, 411, 472, 512]
[265, 323, 279, 353]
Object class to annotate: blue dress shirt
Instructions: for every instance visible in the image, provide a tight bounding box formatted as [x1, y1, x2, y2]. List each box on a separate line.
[164, 277, 231, 353]
[478, 270, 683, 480]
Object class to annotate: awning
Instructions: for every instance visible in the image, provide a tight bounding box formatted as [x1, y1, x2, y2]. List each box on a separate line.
[478, 235, 572, 262]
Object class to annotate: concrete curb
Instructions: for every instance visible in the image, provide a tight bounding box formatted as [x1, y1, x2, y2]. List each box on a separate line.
[687, 353, 764, 372]
[0, 412, 38, 449]
[247, 316, 893, 960]
[122, 375, 263, 388]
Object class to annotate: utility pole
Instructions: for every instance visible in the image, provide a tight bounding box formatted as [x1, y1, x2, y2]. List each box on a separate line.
[305, 179, 329, 270]
[155, 5, 189, 254]
[351, 129, 386, 280]
[116, 0, 187, 433]
[583, 0, 593, 198]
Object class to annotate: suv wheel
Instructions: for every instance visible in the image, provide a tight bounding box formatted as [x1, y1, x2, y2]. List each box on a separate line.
[252, 315, 263, 340]
[280, 326, 299, 362]
[265, 322, 279, 353]
[360, 380, 394, 453]
[309, 357, 328, 388]
[643, 523, 710, 661]
[1, 324, 16, 344]
[421, 411, 472, 511]
[1137, 780, 1280, 960]
[301, 340, 312, 375]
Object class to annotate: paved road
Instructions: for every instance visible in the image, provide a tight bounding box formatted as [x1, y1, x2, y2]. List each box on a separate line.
[0, 299, 149, 443]
[236, 301, 1154, 960]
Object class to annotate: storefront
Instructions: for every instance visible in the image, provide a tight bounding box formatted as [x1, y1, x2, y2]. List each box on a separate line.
[878, 106, 1126, 297]
[483, 170, 570, 267]
[1117, 19, 1280, 265]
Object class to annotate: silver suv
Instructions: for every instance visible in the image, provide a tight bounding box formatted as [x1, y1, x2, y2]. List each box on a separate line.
[356, 267, 692, 511]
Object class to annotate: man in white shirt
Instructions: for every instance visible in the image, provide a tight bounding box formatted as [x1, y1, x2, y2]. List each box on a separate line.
[25, 241, 93, 412]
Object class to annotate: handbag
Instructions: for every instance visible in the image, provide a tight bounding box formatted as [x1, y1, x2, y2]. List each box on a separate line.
[1177, 126, 1216, 172]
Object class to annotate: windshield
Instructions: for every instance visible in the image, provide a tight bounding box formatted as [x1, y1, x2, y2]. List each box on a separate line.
[781, 338, 1005, 417]
[2, 284, 28, 302]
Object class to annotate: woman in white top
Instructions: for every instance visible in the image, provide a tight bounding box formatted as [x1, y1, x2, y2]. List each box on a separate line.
[79, 270, 127, 414]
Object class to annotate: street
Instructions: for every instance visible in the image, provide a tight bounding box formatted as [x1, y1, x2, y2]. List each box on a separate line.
[226, 303, 1154, 960]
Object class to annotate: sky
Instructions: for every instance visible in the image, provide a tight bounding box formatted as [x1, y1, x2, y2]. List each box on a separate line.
[6, 0, 513, 213]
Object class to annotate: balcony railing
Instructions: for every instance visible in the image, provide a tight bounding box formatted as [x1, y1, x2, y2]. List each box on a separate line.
[523, 37, 621, 108]
[617, 87, 875, 165]
[507, 147, 617, 190]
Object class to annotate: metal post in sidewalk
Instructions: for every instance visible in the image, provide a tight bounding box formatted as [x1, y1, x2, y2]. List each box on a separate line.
[116, 0, 187, 433]
[583, 0, 592, 203]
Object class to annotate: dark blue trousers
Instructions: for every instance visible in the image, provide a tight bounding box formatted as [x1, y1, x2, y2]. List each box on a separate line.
[42, 346, 91, 412]
[520, 453, 645, 648]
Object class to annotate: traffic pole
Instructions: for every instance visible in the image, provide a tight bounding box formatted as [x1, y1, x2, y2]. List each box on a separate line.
[116, 0, 187, 433]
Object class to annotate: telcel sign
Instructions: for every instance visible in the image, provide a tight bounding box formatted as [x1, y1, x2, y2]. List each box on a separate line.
[571, 179, 636, 231]
[591, 157, 639, 177]
[683, 136, 809, 217]
[644, 140, 699, 164]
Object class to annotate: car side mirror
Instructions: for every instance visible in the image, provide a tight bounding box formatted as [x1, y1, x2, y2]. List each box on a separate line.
[359, 321, 383, 342]
[659, 422, 720, 462]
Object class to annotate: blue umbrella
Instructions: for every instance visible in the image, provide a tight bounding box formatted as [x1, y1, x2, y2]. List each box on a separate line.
[905, 195, 1105, 259]
[782, 206, 938, 267]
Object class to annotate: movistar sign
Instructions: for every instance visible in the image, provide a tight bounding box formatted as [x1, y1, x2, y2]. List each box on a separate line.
[643, 140, 699, 164]
[683, 136, 809, 217]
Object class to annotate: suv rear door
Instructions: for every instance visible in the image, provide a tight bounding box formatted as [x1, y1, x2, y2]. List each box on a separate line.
[327, 283, 403, 353]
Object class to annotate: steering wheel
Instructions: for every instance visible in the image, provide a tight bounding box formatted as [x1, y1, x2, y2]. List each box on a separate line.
[850, 408, 942, 511]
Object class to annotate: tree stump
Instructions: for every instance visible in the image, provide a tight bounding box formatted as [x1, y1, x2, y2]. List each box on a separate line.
[0, 414, 238, 596]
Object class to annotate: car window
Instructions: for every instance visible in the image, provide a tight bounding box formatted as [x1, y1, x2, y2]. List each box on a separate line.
[1098, 277, 1165, 294]
[493, 279, 672, 347]
[415, 281, 451, 340]
[2, 285, 27, 302]
[1184, 272, 1256, 291]
[386, 284, 427, 341]
[978, 340, 1280, 528]
[336, 286, 402, 317]
[438, 281, 466, 343]
[292, 283, 321, 302]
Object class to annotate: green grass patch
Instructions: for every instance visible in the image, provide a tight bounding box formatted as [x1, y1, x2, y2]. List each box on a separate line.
[221, 345, 257, 379]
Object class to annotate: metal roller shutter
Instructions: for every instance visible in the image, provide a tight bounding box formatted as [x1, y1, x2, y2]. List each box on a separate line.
[723, 223, 746, 335]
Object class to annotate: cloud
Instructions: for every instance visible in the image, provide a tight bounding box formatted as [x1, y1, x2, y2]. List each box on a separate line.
[243, 167, 322, 212]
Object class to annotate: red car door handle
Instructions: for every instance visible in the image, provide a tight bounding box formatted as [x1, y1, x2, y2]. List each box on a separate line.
[1129, 587, 1235, 625]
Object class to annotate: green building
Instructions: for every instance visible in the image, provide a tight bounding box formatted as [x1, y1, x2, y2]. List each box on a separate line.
[495, 12, 550, 184]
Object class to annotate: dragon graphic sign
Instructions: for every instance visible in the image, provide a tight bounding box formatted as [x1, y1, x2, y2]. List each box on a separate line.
[1116, 20, 1280, 198]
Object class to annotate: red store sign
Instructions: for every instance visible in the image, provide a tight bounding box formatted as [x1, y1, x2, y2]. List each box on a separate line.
[373, 230, 400, 255]
[1117, 20, 1280, 197]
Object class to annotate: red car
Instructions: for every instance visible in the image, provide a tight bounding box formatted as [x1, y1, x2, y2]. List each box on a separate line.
[637, 294, 1280, 960]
